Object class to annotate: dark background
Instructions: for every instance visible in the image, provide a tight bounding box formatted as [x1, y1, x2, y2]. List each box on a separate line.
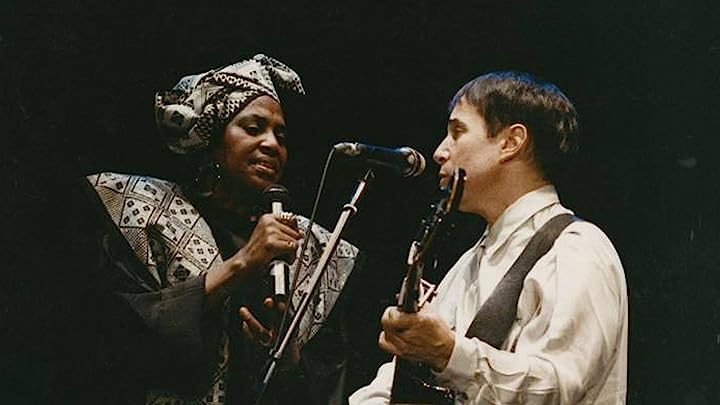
[2, 0, 720, 404]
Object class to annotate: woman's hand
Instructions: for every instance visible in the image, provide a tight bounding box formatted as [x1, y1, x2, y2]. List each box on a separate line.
[239, 297, 301, 366]
[205, 212, 301, 305]
[231, 213, 301, 279]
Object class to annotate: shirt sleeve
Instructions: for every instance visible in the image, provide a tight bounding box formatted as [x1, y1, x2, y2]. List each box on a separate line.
[434, 223, 627, 404]
[348, 360, 396, 405]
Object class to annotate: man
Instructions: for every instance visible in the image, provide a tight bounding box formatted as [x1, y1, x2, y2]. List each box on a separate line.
[350, 71, 627, 404]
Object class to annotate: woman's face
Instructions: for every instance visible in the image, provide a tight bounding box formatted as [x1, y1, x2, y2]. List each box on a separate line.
[215, 95, 288, 192]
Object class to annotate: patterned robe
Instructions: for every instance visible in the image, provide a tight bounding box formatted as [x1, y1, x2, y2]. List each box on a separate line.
[85, 172, 359, 404]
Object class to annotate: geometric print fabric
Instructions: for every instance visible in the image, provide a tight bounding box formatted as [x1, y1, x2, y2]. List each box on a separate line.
[86, 172, 359, 404]
[88, 172, 227, 404]
[88, 172, 222, 286]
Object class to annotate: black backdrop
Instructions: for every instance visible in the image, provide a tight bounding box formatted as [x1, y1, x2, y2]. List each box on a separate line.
[2, 1, 720, 404]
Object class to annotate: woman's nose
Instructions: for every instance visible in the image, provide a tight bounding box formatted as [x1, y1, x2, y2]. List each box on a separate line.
[259, 131, 283, 155]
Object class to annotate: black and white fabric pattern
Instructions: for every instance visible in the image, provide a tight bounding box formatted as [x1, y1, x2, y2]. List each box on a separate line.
[87, 172, 358, 404]
[154, 54, 305, 155]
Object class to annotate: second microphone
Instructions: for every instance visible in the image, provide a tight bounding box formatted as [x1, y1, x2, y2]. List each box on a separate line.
[333, 142, 426, 177]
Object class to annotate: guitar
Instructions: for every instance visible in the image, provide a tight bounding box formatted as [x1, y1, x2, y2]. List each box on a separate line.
[390, 168, 465, 405]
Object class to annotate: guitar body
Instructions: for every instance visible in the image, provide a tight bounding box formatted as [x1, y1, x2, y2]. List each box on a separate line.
[390, 358, 454, 405]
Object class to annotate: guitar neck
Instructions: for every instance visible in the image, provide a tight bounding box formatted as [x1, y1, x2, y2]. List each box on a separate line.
[398, 264, 422, 313]
[390, 167, 465, 405]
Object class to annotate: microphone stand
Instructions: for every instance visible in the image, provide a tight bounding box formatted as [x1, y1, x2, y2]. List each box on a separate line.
[253, 169, 375, 405]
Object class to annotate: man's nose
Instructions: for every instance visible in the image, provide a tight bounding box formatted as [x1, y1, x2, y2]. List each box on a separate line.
[433, 137, 451, 164]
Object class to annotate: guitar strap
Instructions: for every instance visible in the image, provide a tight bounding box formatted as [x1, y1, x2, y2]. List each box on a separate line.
[464, 214, 579, 348]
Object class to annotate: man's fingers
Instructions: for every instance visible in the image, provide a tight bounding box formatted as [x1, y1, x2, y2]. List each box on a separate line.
[381, 307, 412, 332]
[378, 331, 390, 352]
[378, 331, 401, 356]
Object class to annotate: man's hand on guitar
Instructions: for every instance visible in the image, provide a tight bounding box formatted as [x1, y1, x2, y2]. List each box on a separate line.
[379, 306, 455, 372]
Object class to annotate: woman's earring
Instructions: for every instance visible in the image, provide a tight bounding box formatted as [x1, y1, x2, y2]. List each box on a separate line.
[192, 161, 222, 197]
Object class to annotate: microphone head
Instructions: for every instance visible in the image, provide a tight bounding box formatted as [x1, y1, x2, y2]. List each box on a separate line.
[333, 142, 426, 177]
[263, 184, 291, 207]
[399, 147, 426, 177]
[333, 142, 361, 156]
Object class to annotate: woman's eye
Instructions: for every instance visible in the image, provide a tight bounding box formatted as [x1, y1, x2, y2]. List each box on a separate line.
[245, 125, 262, 135]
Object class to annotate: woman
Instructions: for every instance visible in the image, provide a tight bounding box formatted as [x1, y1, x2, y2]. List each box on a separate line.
[82, 54, 359, 404]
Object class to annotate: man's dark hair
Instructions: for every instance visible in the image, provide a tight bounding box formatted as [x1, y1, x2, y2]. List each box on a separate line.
[449, 71, 579, 183]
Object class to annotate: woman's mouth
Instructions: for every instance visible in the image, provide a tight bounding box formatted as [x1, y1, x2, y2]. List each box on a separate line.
[251, 158, 279, 178]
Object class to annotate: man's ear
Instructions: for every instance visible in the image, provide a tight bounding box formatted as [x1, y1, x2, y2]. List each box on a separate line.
[499, 124, 529, 163]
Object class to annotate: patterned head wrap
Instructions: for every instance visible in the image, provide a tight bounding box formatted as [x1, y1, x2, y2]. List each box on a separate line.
[154, 54, 305, 155]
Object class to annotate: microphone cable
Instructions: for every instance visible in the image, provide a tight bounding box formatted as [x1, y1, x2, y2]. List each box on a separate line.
[272, 146, 337, 351]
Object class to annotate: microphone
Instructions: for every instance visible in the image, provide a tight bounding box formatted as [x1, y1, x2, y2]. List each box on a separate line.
[333, 142, 426, 177]
[263, 184, 292, 302]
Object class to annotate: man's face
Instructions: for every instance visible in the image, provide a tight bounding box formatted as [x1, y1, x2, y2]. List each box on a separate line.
[433, 98, 503, 214]
[216, 95, 288, 192]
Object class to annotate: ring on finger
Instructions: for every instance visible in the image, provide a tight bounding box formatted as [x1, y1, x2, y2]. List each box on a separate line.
[278, 212, 297, 224]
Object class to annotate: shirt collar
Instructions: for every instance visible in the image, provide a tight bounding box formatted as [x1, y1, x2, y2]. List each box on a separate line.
[482, 185, 560, 259]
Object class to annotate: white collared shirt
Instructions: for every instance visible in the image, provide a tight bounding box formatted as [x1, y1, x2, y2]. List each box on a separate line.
[350, 186, 627, 404]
